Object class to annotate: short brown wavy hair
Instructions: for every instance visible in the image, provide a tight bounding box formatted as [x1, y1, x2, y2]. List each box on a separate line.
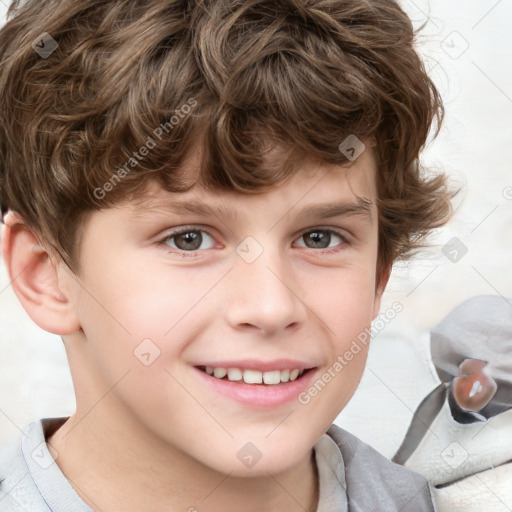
[0, 0, 453, 276]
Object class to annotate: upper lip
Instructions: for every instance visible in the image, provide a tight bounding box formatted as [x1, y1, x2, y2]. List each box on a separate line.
[194, 359, 317, 372]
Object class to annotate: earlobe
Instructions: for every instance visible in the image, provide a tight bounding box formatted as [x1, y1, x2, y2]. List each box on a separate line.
[1, 212, 81, 335]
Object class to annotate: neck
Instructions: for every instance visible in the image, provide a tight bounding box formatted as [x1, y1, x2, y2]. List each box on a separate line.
[48, 409, 319, 512]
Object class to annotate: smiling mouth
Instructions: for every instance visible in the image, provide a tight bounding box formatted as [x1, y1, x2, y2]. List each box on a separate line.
[196, 366, 313, 385]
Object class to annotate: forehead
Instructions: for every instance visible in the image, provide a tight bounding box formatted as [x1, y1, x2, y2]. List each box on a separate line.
[129, 148, 378, 222]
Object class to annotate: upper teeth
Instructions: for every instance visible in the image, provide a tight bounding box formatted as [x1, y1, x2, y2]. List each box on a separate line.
[204, 367, 305, 384]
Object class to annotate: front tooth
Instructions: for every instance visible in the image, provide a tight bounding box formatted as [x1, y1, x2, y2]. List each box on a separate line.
[263, 370, 281, 385]
[213, 367, 227, 378]
[280, 369, 290, 382]
[244, 369, 263, 384]
[289, 369, 300, 381]
[227, 368, 243, 381]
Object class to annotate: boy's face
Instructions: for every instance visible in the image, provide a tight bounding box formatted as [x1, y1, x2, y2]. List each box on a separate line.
[57, 148, 386, 477]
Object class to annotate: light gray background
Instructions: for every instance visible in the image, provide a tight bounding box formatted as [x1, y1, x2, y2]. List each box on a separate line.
[1, 0, 511, 458]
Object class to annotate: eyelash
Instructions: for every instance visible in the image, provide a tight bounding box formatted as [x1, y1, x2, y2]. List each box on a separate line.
[157, 226, 349, 258]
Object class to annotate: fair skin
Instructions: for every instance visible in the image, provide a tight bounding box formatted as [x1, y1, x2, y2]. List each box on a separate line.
[2, 148, 388, 512]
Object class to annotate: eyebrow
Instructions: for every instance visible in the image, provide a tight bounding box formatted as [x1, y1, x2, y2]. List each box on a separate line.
[132, 197, 374, 223]
[291, 198, 374, 221]
[131, 197, 238, 222]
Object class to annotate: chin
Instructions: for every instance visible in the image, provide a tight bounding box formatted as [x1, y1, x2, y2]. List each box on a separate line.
[200, 435, 311, 478]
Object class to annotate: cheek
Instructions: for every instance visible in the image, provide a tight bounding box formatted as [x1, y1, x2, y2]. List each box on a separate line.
[72, 267, 199, 422]
[311, 266, 377, 338]
[73, 259, 221, 395]
[78, 259, 215, 340]
[296, 341, 369, 443]
[293, 268, 376, 424]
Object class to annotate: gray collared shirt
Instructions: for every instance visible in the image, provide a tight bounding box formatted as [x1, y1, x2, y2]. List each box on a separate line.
[0, 418, 435, 511]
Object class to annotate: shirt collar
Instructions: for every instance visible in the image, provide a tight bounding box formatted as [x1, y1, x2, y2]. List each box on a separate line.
[313, 432, 349, 512]
[21, 418, 93, 512]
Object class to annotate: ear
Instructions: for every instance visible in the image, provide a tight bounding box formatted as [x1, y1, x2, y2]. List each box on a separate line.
[1, 212, 81, 335]
[372, 265, 391, 320]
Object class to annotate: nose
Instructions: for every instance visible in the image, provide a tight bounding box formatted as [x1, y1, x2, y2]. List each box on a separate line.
[224, 246, 307, 335]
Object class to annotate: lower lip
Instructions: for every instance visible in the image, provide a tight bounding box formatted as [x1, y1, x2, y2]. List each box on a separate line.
[193, 367, 317, 409]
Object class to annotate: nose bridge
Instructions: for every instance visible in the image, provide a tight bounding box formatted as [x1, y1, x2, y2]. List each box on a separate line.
[226, 237, 305, 333]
